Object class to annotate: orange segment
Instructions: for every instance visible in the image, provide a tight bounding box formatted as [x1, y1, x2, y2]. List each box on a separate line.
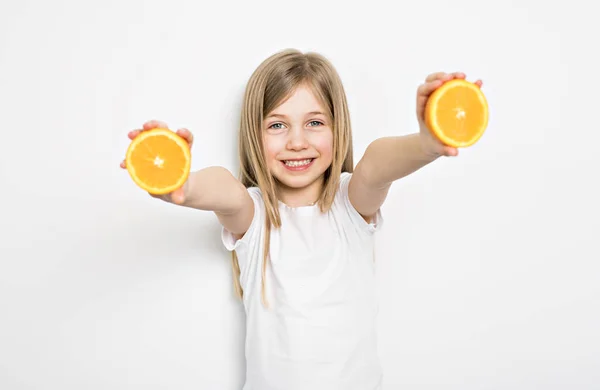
[125, 128, 191, 195]
[425, 79, 489, 148]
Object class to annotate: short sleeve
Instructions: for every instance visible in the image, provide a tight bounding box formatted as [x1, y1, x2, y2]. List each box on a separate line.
[337, 172, 383, 234]
[221, 187, 264, 251]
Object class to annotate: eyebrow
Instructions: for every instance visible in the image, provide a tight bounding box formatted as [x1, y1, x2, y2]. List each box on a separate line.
[267, 111, 326, 118]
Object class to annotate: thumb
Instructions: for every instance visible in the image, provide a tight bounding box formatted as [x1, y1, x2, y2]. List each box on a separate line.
[444, 146, 459, 157]
[170, 187, 186, 204]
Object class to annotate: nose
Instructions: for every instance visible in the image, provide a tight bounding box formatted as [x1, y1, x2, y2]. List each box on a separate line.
[286, 126, 309, 151]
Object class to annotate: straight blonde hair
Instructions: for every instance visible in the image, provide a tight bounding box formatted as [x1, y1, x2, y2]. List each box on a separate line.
[232, 49, 354, 307]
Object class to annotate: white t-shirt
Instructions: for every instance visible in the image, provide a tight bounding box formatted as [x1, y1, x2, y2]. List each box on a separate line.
[221, 172, 383, 390]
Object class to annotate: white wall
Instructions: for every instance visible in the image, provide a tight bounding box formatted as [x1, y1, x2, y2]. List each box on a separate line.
[1, 0, 598, 388]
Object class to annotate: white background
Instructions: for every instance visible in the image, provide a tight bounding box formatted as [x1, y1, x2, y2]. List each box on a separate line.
[1, 0, 598, 389]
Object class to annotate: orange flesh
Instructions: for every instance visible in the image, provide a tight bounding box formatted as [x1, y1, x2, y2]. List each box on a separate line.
[425, 79, 489, 148]
[434, 85, 485, 143]
[126, 129, 191, 194]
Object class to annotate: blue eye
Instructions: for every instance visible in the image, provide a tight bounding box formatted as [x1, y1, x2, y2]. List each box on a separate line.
[269, 123, 284, 129]
[308, 120, 323, 127]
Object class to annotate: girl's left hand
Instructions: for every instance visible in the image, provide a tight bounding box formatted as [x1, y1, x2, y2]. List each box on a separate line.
[416, 72, 483, 158]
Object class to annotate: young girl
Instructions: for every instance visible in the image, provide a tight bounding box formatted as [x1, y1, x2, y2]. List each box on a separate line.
[120, 49, 482, 390]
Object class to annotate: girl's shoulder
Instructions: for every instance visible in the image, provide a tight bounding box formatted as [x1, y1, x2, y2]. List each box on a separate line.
[334, 171, 383, 234]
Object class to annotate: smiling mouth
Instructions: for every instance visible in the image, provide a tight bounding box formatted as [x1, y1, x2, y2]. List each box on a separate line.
[282, 158, 314, 168]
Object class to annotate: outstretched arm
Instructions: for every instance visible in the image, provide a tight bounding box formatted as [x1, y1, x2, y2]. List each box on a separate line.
[180, 166, 254, 237]
[349, 133, 440, 219]
[348, 72, 483, 220]
[121, 120, 254, 237]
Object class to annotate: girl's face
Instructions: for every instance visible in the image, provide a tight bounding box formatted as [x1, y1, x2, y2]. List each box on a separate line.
[262, 84, 333, 203]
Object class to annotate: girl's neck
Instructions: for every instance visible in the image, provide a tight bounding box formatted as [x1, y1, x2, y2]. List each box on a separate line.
[276, 176, 324, 208]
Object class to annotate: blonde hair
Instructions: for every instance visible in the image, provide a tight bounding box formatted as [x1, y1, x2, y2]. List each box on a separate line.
[232, 49, 354, 307]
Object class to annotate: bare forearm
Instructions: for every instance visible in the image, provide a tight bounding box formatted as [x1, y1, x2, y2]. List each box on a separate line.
[181, 166, 247, 214]
[358, 133, 438, 188]
[156, 166, 253, 235]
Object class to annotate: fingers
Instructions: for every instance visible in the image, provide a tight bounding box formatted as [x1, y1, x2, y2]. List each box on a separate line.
[418, 72, 454, 97]
[417, 79, 444, 97]
[125, 120, 168, 143]
[130, 121, 195, 143]
[143, 119, 169, 130]
[176, 128, 194, 147]
[131, 121, 195, 146]
[425, 72, 449, 82]
[449, 72, 466, 79]
[425, 71, 483, 84]
[128, 129, 142, 140]
[419, 72, 483, 97]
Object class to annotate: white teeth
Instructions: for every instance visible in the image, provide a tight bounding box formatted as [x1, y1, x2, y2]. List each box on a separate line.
[284, 159, 312, 167]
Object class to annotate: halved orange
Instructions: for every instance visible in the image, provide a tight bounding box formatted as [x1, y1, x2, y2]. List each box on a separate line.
[425, 79, 489, 148]
[125, 128, 191, 195]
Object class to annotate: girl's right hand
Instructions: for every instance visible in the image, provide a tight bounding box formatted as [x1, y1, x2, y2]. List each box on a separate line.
[119, 119, 194, 204]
